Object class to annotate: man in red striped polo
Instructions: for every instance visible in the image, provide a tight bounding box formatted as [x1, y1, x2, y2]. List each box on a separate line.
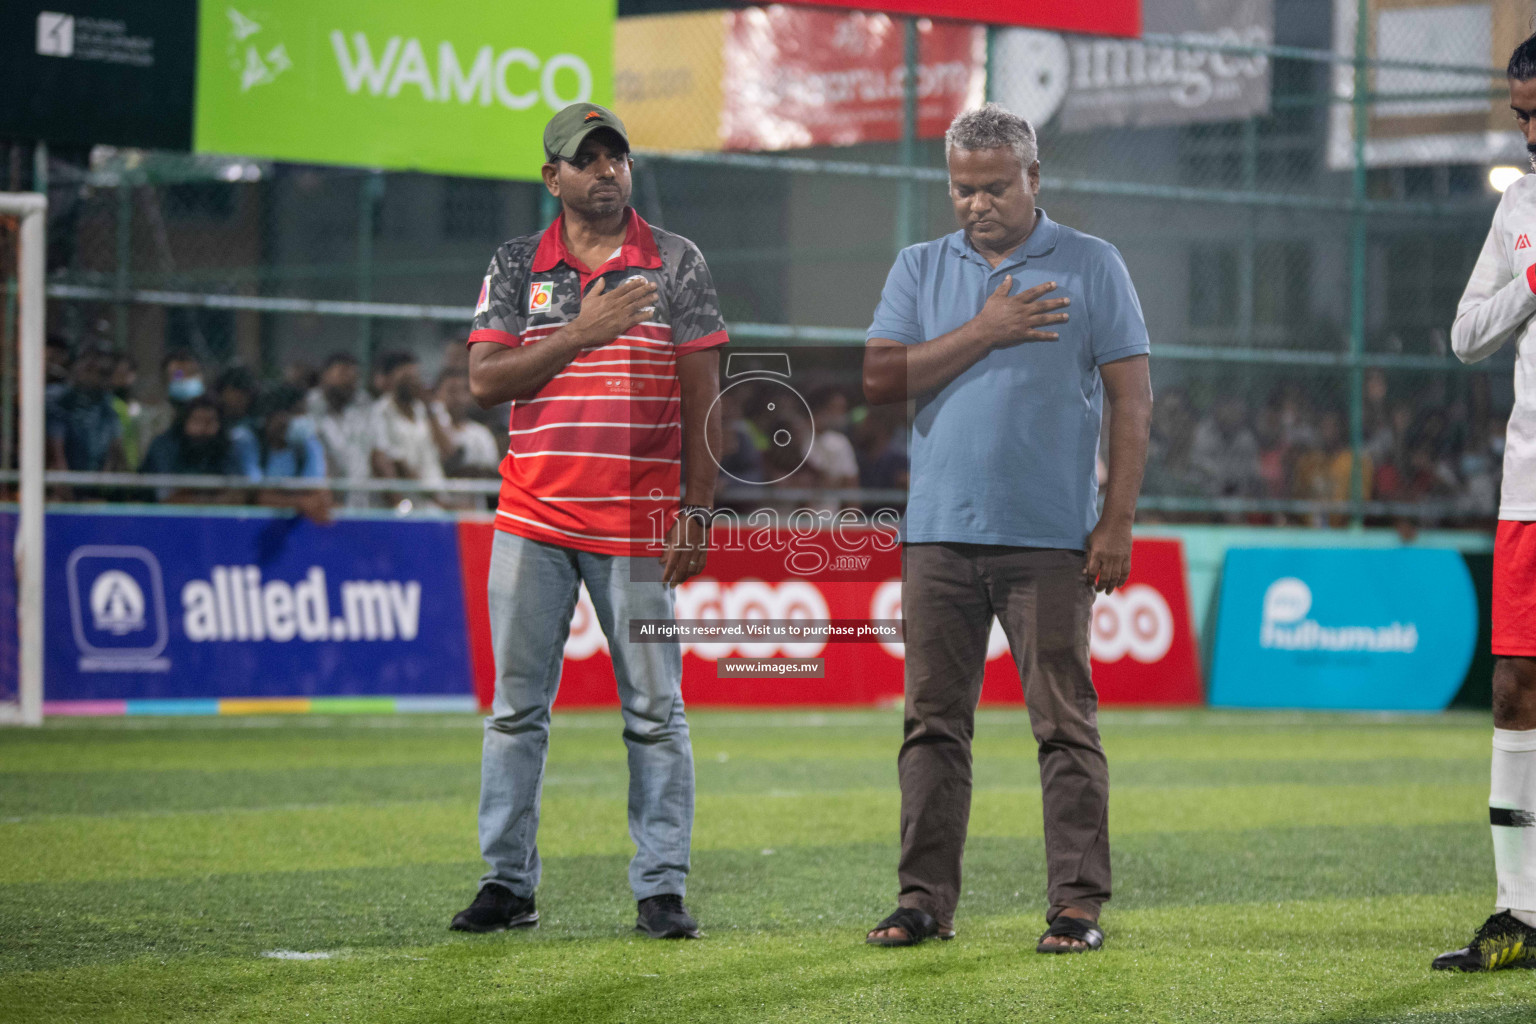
[452, 103, 726, 940]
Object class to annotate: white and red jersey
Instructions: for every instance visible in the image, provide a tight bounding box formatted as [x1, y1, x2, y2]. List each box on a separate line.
[1454, 172, 1536, 519]
[468, 209, 728, 555]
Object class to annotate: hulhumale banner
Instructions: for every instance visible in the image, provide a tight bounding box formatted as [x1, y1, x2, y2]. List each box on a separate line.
[1208, 548, 1479, 711]
[39, 511, 472, 702]
[193, 0, 614, 181]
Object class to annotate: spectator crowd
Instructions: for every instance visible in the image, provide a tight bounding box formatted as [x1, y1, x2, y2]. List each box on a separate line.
[1143, 369, 1503, 526]
[36, 338, 1503, 528]
[43, 338, 502, 520]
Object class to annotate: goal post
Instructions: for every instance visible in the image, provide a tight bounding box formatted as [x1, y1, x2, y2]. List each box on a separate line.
[1, 192, 46, 726]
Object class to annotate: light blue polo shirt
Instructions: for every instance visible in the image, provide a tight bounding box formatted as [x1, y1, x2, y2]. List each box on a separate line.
[867, 210, 1149, 550]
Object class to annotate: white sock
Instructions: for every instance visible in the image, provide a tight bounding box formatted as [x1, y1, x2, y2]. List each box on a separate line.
[1491, 728, 1536, 928]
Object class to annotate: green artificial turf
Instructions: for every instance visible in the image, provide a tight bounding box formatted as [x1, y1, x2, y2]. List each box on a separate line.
[1, 709, 1533, 1022]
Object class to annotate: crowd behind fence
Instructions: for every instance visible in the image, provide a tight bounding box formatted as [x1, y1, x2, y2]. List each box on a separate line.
[0, 1, 1525, 529]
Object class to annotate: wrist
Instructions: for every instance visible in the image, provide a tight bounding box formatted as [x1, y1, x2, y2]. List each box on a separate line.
[965, 317, 1000, 349]
[1098, 508, 1135, 530]
[678, 503, 713, 530]
[561, 320, 598, 349]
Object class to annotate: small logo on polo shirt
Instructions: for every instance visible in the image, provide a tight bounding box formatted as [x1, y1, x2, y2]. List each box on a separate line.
[1518, 234, 1531, 250]
[474, 276, 490, 316]
[529, 281, 553, 313]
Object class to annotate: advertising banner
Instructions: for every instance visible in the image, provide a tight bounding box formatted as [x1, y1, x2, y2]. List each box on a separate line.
[0, 1, 196, 149]
[992, 0, 1272, 132]
[720, 7, 985, 152]
[7, 512, 1199, 712]
[41, 511, 472, 702]
[1208, 548, 1479, 710]
[193, 0, 614, 181]
[459, 523, 1203, 708]
[1328, 0, 1526, 169]
[614, 12, 728, 153]
[780, 1, 1141, 38]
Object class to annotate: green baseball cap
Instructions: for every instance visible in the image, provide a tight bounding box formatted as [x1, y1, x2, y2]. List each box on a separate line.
[543, 102, 629, 161]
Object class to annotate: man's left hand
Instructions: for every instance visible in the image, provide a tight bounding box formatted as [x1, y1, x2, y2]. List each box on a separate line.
[659, 512, 710, 587]
[1083, 520, 1132, 594]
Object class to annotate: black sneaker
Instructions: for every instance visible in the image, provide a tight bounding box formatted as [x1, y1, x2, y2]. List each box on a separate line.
[449, 885, 538, 933]
[1431, 911, 1536, 971]
[635, 894, 701, 939]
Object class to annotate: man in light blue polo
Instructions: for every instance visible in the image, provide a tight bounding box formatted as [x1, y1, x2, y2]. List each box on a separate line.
[862, 103, 1153, 954]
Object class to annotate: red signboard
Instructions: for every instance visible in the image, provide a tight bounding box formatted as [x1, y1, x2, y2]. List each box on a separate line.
[722, 7, 985, 151]
[459, 524, 1202, 709]
[780, 1, 1141, 37]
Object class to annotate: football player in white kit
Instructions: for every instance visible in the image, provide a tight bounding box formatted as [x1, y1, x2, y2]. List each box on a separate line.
[1437, 33, 1536, 972]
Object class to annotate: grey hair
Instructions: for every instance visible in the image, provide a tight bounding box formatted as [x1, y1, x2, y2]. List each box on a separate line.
[944, 102, 1038, 168]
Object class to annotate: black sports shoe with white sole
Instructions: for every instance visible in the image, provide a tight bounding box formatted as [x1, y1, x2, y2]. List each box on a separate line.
[635, 894, 701, 939]
[450, 885, 538, 932]
[1431, 911, 1536, 971]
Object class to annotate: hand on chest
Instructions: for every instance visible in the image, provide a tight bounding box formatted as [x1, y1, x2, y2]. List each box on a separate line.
[942, 269, 1085, 355]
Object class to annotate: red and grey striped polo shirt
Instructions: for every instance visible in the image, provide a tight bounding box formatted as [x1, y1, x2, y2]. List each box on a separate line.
[467, 208, 728, 556]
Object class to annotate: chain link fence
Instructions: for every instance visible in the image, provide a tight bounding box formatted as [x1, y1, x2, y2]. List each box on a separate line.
[3, 0, 1525, 526]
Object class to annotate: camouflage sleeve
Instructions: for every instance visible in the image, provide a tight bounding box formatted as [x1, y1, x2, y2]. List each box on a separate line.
[468, 247, 524, 347]
[671, 241, 729, 355]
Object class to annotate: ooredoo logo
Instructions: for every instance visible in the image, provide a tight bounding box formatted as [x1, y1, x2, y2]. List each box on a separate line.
[1089, 584, 1174, 664]
[868, 580, 1175, 665]
[563, 580, 831, 660]
[1262, 577, 1311, 626]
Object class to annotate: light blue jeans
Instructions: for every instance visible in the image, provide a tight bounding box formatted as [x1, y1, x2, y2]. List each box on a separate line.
[478, 530, 693, 901]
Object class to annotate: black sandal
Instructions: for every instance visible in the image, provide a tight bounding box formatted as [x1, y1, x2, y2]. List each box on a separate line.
[1036, 915, 1104, 953]
[865, 907, 956, 947]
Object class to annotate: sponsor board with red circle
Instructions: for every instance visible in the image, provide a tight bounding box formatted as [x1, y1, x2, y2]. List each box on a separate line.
[457, 525, 1202, 707]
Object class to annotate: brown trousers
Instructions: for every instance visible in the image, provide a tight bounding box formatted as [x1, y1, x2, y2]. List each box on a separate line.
[896, 542, 1110, 930]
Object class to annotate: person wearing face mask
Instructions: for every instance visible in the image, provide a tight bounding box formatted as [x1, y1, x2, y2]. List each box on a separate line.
[306, 352, 378, 509]
[136, 349, 206, 453]
[370, 350, 452, 507]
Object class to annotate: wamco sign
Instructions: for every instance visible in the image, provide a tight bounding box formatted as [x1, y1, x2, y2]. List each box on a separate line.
[194, 0, 613, 181]
[330, 32, 591, 110]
